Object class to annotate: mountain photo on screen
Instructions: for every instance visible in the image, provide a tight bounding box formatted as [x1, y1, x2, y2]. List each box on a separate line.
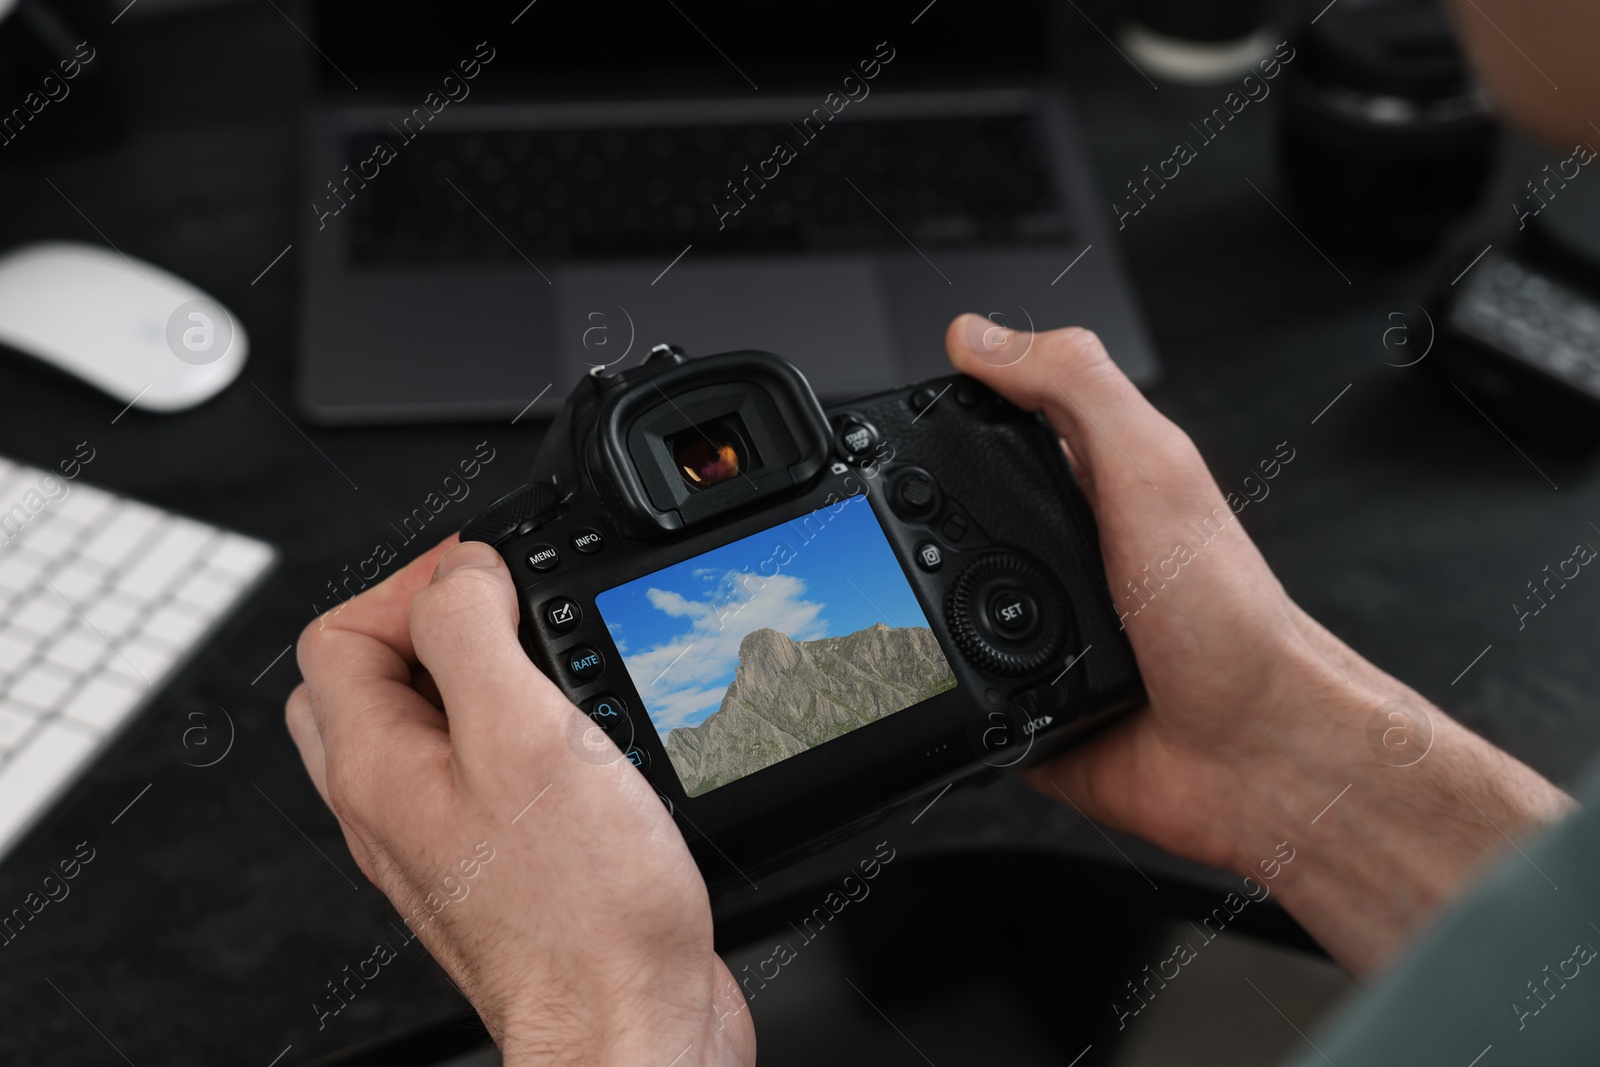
[594, 495, 957, 797]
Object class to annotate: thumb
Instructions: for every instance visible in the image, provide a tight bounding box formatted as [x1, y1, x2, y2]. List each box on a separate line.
[409, 541, 564, 742]
[944, 314, 1182, 493]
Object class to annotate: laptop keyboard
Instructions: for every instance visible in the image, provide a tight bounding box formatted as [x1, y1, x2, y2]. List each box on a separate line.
[345, 113, 1072, 264]
[0, 458, 275, 859]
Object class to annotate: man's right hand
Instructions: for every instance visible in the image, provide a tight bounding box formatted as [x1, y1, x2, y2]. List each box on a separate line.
[945, 314, 1574, 975]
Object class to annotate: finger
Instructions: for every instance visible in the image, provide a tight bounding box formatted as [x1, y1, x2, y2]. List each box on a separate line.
[945, 314, 1187, 492]
[310, 533, 461, 666]
[285, 683, 329, 806]
[411, 664, 444, 711]
[408, 541, 571, 757]
[1020, 716, 1146, 834]
[286, 682, 382, 884]
[297, 602, 454, 834]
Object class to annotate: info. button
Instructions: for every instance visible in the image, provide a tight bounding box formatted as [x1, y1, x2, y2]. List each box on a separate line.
[565, 646, 604, 682]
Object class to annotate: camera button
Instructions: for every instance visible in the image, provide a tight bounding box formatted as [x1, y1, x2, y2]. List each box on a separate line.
[571, 528, 605, 555]
[565, 647, 604, 681]
[941, 514, 969, 542]
[544, 597, 582, 633]
[835, 417, 879, 460]
[988, 590, 1038, 638]
[624, 747, 651, 770]
[891, 470, 941, 521]
[908, 385, 942, 414]
[585, 693, 630, 732]
[914, 541, 943, 572]
[527, 544, 561, 572]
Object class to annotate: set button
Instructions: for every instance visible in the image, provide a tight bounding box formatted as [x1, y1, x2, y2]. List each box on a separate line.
[988, 590, 1038, 638]
[564, 646, 604, 682]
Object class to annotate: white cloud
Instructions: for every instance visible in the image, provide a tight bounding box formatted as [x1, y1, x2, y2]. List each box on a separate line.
[648, 683, 730, 732]
[619, 571, 828, 734]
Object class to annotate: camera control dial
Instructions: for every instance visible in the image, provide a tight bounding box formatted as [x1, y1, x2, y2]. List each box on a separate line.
[944, 550, 1067, 676]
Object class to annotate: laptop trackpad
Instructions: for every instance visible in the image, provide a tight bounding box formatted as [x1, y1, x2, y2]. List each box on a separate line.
[555, 258, 900, 402]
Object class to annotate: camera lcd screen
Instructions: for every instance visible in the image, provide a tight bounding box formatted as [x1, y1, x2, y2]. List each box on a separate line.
[593, 495, 957, 798]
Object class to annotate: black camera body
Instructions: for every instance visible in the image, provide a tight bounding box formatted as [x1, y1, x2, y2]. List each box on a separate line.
[464, 346, 1142, 892]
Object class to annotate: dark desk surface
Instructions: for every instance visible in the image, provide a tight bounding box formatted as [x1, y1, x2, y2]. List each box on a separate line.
[1, 4, 1595, 1064]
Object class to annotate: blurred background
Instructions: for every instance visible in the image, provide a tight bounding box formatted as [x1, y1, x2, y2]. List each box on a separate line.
[0, 0, 1596, 1063]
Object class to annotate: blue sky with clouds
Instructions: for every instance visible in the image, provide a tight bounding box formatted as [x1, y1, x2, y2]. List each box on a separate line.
[594, 496, 934, 735]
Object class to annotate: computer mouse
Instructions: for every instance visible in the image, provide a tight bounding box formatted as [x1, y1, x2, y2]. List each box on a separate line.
[0, 240, 248, 412]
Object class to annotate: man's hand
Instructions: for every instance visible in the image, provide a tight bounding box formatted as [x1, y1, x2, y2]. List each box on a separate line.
[286, 537, 755, 1066]
[946, 314, 1574, 974]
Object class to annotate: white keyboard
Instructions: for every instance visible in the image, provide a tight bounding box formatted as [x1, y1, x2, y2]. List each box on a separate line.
[0, 457, 275, 859]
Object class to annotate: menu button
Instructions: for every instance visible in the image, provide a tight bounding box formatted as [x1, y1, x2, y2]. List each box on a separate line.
[527, 544, 560, 572]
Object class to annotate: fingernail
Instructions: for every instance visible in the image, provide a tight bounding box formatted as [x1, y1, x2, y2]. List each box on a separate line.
[960, 313, 1014, 357]
[434, 541, 501, 581]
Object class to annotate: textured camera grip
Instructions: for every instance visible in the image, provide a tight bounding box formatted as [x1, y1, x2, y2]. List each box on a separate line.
[852, 379, 1136, 696]
[460, 481, 561, 546]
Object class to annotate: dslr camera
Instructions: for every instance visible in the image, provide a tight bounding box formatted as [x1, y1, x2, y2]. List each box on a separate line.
[464, 345, 1142, 891]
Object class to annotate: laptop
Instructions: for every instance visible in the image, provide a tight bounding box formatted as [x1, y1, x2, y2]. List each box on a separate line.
[297, 0, 1159, 424]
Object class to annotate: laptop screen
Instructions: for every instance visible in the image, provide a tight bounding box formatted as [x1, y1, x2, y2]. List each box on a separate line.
[311, 0, 1052, 93]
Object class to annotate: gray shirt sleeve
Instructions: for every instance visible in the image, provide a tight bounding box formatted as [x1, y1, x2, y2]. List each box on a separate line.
[1285, 766, 1600, 1067]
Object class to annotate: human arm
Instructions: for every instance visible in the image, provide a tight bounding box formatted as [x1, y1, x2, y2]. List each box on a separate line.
[1443, 0, 1600, 148]
[944, 314, 1575, 975]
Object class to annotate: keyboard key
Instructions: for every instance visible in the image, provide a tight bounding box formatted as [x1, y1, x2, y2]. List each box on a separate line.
[0, 631, 36, 673]
[0, 706, 36, 751]
[43, 626, 107, 674]
[9, 663, 75, 712]
[144, 605, 208, 648]
[14, 514, 77, 558]
[80, 504, 164, 568]
[49, 561, 105, 603]
[0, 553, 41, 594]
[0, 722, 98, 854]
[102, 647, 151, 684]
[117, 521, 214, 599]
[55, 483, 115, 525]
[174, 570, 236, 613]
[84, 592, 143, 640]
[120, 637, 178, 683]
[61, 676, 146, 733]
[210, 534, 274, 580]
[13, 589, 72, 638]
